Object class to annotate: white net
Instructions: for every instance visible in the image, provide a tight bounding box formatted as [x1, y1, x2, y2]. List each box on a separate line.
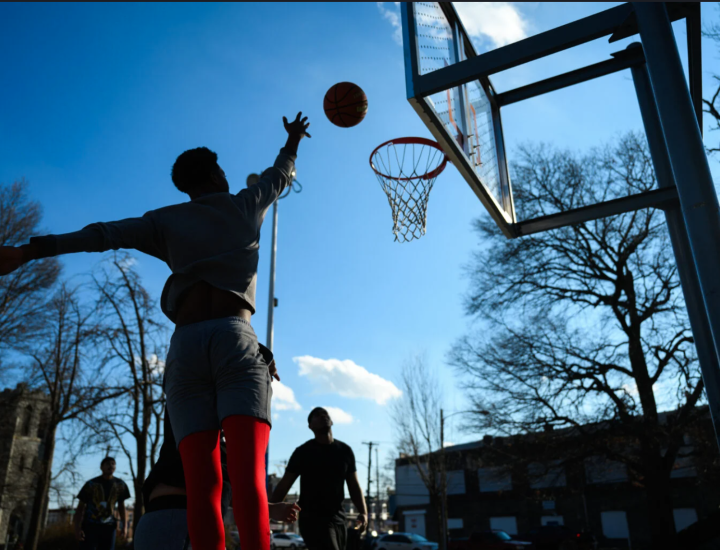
[370, 138, 447, 243]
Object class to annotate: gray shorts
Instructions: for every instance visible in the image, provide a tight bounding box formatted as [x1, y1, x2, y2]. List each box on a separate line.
[164, 317, 272, 446]
[134, 509, 189, 550]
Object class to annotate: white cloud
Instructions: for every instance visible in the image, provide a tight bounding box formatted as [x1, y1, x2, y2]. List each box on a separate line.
[272, 381, 302, 411]
[377, 2, 403, 46]
[293, 355, 402, 405]
[454, 3, 528, 49]
[324, 406, 354, 425]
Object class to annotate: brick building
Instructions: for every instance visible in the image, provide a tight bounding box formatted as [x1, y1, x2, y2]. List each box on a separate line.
[394, 412, 720, 549]
[0, 384, 51, 550]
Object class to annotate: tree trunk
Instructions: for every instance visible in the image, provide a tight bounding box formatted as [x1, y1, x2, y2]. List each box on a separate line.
[644, 458, 677, 550]
[133, 421, 148, 529]
[24, 423, 57, 550]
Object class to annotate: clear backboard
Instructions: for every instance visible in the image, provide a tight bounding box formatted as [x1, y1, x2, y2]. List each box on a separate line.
[401, 2, 515, 236]
[401, 2, 701, 239]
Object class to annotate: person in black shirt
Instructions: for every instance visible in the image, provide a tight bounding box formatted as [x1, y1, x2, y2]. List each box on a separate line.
[271, 407, 368, 550]
[74, 457, 131, 550]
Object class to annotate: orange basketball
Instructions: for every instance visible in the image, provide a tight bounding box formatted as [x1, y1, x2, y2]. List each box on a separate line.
[323, 82, 368, 128]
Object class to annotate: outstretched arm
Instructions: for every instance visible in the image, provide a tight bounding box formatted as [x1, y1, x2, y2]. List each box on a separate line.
[270, 470, 300, 503]
[346, 471, 368, 533]
[0, 213, 163, 277]
[240, 113, 311, 217]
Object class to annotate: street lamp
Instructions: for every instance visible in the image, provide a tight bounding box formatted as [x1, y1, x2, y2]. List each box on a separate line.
[246, 172, 302, 493]
[439, 409, 490, 550]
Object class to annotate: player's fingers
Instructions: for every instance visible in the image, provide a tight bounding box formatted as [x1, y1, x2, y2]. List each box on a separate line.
[295, 112, 302, 121]
[305, 132, 312, 138]
[283, 116, 288, 126]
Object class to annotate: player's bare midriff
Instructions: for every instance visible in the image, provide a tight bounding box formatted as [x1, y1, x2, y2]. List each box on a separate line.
[148, 482, 186, 501]
[175, 280, 252, 327]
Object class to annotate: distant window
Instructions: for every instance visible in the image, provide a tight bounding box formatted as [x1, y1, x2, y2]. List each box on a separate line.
[673, 509, 698, 532]
[21, 406, 32, 436]
[670, 447, 697, 478]
[541, 516, 564, 526]
[528, 462, 566, 488]
[584, 457, 628, 484]
[37, 411, 49, 439]
[447, 518, 463, 530]
[601, 511, 630, 539]
[478, 467, 512, 492]
[446, 470, 466, 495]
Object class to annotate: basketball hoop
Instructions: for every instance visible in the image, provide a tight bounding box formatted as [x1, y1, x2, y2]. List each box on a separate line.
[370, 137, 448, 242]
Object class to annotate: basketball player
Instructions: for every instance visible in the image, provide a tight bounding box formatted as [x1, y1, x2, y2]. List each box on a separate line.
[0, 112, 311, 550]
[271, 407, 368, 550]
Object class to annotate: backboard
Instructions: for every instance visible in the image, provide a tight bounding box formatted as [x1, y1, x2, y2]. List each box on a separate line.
[401, 2, 701, 239]
[401, 2, 515, 236]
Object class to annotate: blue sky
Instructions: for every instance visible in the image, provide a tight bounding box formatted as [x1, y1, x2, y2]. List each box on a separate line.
[2, 2, 720, 508]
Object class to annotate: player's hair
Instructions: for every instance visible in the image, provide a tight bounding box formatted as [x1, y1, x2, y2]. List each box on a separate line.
[101, 456, 116, 467]
[171, 147, 220, 194]
[308, 407, 328, 424]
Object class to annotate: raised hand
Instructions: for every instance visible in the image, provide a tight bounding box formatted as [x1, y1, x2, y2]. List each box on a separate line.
[283, 112, 311, 140]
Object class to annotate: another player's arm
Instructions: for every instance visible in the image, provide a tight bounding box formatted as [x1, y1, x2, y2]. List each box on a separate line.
[270, 470, 299, 503]
[74, 501, 86, 541]
[118, 499, 127, 537]
[346, 471, 368, 533]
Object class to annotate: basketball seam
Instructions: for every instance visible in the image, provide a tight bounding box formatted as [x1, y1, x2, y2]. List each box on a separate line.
[334, 83, 359, 104]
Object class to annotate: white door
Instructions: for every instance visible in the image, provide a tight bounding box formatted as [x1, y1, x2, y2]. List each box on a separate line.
[489, 516, 518, 535]
[404, 511, 426, 538]
[601, 511, 630, 539]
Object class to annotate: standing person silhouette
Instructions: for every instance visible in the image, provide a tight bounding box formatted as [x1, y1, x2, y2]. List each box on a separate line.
[271, 408, 368, 550]
[0, 113, 311, 550]
[74, 457, 130, 550]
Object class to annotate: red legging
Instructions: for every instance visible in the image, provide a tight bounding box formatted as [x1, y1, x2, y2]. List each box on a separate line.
[178, 415, 271, 550]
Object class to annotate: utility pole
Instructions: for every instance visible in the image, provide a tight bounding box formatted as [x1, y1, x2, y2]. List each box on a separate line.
[376, 447, 381, 530]
[362, 441, 379, 532]
[248, 172, 302, 494]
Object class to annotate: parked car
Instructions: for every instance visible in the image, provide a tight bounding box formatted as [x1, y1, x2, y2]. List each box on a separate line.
[516, 526, 598, 550]
[448, 531, 535, 550]
[271, 532, 306, 549]
[374, 532, 439, 550]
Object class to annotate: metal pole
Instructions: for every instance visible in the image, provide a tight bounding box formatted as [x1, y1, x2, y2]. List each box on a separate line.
[629, 45, 720, 449]
[634, 2, 720, 435]
[440, 409, 447, 550]
[376, 447, 381, 531]
[265, 199, 278, 495]
[267, 200, 279, 351]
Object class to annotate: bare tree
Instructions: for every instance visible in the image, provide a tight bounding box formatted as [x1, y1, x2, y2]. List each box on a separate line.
[450, 134, 705, 549]
[0, 180, 60, 358]
[702, 5, 720, 153]
[390, 355, 447, 549]
[20, 284, 127, 550]
[89, 253, 167, 527]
